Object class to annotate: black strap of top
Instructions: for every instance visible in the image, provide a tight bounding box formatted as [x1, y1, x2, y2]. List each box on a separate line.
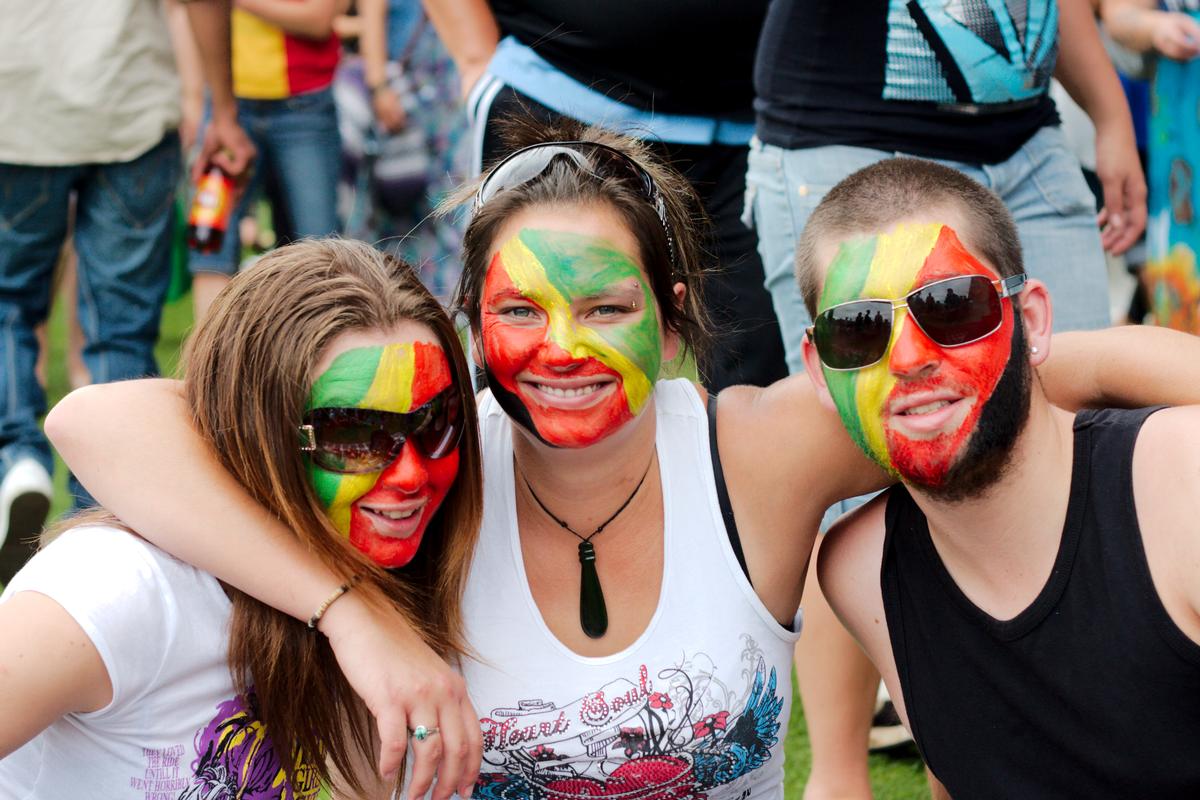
[707, 394, 751, 586]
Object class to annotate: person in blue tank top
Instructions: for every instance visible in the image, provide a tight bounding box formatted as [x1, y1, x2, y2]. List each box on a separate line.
[41, 118, 1200, 799]
[803, 158, 1200, 799]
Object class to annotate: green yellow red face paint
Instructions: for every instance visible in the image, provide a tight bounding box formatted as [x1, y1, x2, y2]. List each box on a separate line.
[817, 223, 1016, 489]
[305, 341, 459, 568]
[480, 228, 662, 448]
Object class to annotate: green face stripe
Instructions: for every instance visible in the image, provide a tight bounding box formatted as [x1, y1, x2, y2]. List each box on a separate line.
[818, 236, 877, 456]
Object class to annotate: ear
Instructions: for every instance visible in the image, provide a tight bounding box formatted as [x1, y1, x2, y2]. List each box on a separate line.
[800, 334, 840, 413]
[1016, 278, 1053, 367]
[661, 281, 687, 363]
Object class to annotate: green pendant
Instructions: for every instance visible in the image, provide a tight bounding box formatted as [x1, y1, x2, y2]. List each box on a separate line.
[578, 541, 608, 638]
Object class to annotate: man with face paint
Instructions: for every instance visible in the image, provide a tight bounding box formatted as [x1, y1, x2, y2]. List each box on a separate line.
[799, 159, 1200, 800]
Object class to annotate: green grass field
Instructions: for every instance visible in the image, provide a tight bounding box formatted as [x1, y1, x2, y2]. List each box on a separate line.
[41, 287, 929, 798]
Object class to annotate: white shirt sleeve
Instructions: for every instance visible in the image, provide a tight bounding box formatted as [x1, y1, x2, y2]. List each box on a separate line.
[3, 525, 177, 714]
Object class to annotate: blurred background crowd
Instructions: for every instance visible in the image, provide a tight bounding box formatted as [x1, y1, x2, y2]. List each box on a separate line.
[1, 0, 1197, 795]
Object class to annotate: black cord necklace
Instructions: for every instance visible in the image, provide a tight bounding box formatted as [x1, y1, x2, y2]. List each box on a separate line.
[519, 453, 655, 639]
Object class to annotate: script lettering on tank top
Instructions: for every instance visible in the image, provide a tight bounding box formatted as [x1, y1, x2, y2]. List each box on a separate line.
[480, 665, 653, 755]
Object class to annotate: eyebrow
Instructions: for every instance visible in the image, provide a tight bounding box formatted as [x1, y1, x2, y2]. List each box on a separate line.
[487, 287, 538, 301]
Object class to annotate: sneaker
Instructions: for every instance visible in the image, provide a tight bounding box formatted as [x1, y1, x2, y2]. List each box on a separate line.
[868, 682, 914, 752]
[0, 458, 52, 584]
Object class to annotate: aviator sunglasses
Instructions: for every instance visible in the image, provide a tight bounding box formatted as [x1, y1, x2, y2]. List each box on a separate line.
[808, 273, 1027, 371]
[475, 140, 677, 266]
[299, 389, 462, 474]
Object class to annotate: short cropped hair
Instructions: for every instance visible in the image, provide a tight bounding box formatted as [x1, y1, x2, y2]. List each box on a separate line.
[795, 158, 1023, 315]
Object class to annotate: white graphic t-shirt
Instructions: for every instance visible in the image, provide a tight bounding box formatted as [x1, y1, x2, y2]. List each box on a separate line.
[0, 526, 320, 799]
[463, 380, 802, 799]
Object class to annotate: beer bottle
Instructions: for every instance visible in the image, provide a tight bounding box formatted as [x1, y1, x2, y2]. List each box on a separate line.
[187, 166, 235, 254]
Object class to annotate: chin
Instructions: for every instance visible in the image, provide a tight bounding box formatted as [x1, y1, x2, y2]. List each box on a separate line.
[529, 404, 633, 449]
[348, 519, 427, 568]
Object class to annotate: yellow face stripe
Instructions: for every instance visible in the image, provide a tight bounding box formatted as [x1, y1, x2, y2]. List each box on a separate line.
[849, 224, 941, 468]
[499, 235, 654, 414]
[323, 344, 417, 535]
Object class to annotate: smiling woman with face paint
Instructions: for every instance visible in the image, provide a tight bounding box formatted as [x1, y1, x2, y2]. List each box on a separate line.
[0, 240, 481, 799]
[41, 122, 1200, 800]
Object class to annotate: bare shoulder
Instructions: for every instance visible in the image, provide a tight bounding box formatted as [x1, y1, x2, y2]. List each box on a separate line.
[1133, 406, 1200, 514]
[717, 376, 855, 500]
[1132, 406, 1200, 639]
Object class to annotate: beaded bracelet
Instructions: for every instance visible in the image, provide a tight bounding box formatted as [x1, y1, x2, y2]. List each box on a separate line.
[307, 577, 361, 632]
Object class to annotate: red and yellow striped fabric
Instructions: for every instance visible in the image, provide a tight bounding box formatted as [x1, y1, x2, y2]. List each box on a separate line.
[232, 9, 340, 100]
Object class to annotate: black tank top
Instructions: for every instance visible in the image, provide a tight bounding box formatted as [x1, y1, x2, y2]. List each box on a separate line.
[882, 407, 1200, 799]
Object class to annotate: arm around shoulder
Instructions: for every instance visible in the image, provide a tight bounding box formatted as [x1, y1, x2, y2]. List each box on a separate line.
[1042, 327, 1200, 410]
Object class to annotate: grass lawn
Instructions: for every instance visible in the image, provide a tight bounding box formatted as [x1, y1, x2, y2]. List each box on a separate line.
[41, 287, 930, 798]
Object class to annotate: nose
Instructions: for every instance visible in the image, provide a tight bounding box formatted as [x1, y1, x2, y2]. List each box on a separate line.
[537, 337, 585, 372]
[378, 439, 429, 494]
[888, 309, 940, 379]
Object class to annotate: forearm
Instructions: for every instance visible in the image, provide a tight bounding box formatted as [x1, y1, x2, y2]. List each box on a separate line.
[1101, 0, 1162, 52]
[183, 0, 238, 123]
[423, 0, 499, 80]
[235, 0, 341, 40]
[44, 380, 343, 624]
[1042, 327, 1200, 409]
[1055, 0, 1132, 130]
[167, 0, 206, 109]
[358, 0, 390, 89]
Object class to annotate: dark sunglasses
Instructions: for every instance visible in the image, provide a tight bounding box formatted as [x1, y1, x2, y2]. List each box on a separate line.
[808, 273, 1027, 371]
[474, 140, 676, 266]
[299, 390, 462, 474]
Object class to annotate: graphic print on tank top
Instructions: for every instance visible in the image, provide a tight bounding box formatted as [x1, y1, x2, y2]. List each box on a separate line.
[884, 0, 1058, 105]
[473, 638, 784, 799]
[178, 693, 320, 799]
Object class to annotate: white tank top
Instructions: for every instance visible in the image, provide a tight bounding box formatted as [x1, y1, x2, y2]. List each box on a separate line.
[462, 379, 802, 800]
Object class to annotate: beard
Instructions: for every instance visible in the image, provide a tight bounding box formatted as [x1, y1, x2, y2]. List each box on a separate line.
[916, 321, 1033, 503]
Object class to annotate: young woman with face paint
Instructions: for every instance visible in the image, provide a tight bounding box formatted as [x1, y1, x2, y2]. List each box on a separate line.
[43, 121, 1200, 800]
[1, 240, 481, 799]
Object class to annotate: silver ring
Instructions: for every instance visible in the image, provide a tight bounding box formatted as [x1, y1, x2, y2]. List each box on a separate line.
[410, 724, 440, 741]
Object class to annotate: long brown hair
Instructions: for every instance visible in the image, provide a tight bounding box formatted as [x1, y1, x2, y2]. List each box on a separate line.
[447, 115, 714, 367]
[53, 240, 482, 794]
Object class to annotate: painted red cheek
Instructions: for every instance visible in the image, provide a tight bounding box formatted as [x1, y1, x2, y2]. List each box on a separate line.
[885, 321, 1012, 485]
[481, 256, 547, 394]
[347, 447, 460, 568]
[482, 316, 544, 393]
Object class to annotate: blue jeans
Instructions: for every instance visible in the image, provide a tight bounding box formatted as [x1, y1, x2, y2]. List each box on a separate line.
[746, 125, 1110, 376]
[745, 125, 1108, 526]
[0, 133, 181, 503]
[191, 88, 341, 274]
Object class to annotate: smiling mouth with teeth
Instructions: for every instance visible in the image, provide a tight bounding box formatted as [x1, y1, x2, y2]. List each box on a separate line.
[366, 507, 421, 521]
[901, 400, 954, 415]
[529, 382, 609, 399]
